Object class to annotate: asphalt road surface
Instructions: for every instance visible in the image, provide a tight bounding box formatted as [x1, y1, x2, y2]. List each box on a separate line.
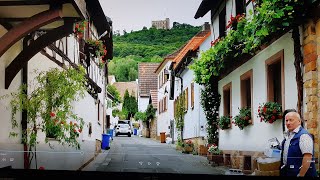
[95, 135, 227, 175]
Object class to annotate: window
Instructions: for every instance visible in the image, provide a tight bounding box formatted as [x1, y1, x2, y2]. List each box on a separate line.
[191, 82, 194, 109]
[244, 156, 252, 170]
[97, 100, 100, 122]
[162, 98, 164, 113]
[233, 0, 246, 31]
[174, 99, 176, 117]
[219, 6, 226, 38]
[236, 0, 246, 15]
[163, 71, 165, 86]
[225, 154, 231, 167]
[185, 87, 188, 111]
[240, 70, 252, 109]
[164, 96, 167, 111]
[266, 50, 284, 106]
[223, 83, 232, 116]
[88, 122, 92, 137]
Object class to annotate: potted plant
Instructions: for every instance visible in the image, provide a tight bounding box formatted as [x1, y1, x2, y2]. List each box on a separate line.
[85, 39, 106, 58]
[207, 144, 223, 165]
[218, 115, 232, 130]
[233, 107, 252, 130]
[182, 140, 194, 153]
[257, 102, 282, 124]
[74, 20, 87, 39]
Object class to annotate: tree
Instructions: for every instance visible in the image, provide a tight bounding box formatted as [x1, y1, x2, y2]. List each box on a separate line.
[122, 89, 138, 119]
[107, 84, 122, 106]
[134, 104, 156, 129]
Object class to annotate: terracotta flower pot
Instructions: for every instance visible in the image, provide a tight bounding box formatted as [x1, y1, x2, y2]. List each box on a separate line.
[183, 146, 193, 153]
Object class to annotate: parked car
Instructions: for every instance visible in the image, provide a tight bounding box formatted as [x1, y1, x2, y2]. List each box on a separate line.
[115, 124, 131, 137]
[117, 120, 133, 134]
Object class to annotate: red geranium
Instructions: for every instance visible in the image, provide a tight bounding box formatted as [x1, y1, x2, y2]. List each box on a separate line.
[50, 112, 55, 117]
[257, 102, 282, 124]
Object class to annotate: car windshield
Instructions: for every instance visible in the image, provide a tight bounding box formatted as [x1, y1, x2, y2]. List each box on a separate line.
[1, 0, 318, 179]
[118, 124, 129, 128]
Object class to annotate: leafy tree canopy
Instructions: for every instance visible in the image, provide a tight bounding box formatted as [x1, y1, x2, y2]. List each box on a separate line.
[109, 23, 201, 82]
[107, 84, 122, 106]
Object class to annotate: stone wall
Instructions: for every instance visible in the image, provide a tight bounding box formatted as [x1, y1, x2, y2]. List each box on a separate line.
[303, 18, 319, 170]
[222, 150, 264, 174]
[150, 119, 157, 139]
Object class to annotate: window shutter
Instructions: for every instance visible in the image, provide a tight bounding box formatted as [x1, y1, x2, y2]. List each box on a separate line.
[191, 83, 194, 109]
[165, 96, 167, 111]
[174, 99, 176, 117]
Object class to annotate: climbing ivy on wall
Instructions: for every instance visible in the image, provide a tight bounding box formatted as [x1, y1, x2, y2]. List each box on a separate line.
[200, 77, 220, 145]
[8, 66, 87, 168]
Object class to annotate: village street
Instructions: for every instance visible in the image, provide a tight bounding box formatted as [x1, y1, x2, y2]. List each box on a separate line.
[83, 135, 228, 175]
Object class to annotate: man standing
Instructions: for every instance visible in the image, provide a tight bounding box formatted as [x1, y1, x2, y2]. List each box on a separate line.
[280, 112, 317, 177]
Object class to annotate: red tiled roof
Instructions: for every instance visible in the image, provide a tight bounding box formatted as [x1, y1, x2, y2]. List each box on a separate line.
[173, 30, 211, 70]
[149, 90, 158, 108]
[138, 62, 160, 97]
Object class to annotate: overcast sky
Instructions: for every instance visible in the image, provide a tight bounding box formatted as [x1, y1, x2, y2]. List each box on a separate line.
[99, 0, 210, 33]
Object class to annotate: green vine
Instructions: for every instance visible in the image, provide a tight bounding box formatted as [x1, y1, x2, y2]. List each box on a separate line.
[174, 91, 186, 132]
[190, 0, 306, 84]
[8, 67, 87, 167]
[200, 77, 220, 145]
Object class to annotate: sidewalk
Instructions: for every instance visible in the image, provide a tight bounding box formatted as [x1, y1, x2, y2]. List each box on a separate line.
[81, 149, 110, 171]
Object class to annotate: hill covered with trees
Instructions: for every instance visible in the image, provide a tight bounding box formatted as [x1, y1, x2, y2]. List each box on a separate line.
[108, 22, 201, 82]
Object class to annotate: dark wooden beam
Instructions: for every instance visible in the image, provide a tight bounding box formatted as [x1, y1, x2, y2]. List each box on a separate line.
[5, 21, 73, 89]
[0, 21, 13, 30]
[0, 8, 62, 59]
[0, 18, 30, 22]
[0, 1, 51, 6]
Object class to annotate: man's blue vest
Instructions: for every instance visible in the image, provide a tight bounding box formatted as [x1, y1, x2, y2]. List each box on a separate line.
[280, 126, 317, 177]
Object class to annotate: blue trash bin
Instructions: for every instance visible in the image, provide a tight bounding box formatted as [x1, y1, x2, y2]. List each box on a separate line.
[133, 128, 137, 135]
[108, 129, 114, 140]
[101, 134, 111, 150]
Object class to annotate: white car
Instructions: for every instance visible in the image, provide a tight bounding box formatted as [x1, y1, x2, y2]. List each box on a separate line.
[115, 124, 131, 137]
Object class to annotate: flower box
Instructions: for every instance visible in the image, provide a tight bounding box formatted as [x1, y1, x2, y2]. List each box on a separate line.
[257, 102, 282, 124]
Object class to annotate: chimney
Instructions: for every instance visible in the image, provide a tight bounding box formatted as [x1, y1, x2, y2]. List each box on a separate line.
[202, 22, 210, 31]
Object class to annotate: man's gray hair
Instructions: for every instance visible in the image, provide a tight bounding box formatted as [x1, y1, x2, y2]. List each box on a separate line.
[285, 111, 301, 120]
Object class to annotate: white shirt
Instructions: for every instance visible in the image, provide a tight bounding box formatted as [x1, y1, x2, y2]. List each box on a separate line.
[282, 125, 313, 165]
